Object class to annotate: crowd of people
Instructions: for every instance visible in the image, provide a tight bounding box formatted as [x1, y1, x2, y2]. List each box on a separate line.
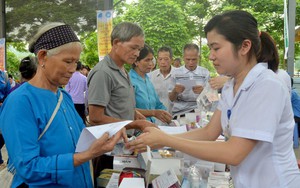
[0, 9, 299, 188]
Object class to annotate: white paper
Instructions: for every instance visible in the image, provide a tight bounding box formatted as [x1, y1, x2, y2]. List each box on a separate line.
[75, 120, 132, 152]
[158, 125, 187, 134]
[217, 135, 225, 141]
[176, 79, 197, 90]
[175, 75, 206, 90]
[119, 178, 145, 188]
[147, 146, 152, 161]
[152, 169, 180, 188]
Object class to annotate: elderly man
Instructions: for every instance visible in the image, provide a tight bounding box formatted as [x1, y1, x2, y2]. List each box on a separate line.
[88, 22, 155, 129]
[149, 46, 175, 115]
[87, 22, 156, 180]
[169, 43, 210, 117]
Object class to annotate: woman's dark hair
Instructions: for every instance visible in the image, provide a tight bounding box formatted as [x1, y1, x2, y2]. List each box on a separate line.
[132, 44, 154, 69]
[19, 56, 37, 80]
[257, 31, 279, 72]
[76, 61, 82, 71]
[204, 10, 260, 61]
[81, 65, 90, 71]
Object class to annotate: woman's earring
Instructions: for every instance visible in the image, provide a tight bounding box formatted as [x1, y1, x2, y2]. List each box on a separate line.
[41, 64, 45, 68]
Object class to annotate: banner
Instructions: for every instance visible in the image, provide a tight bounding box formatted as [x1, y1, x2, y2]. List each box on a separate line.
[283, 0, 289, 59]
[0, 38, 5, 71]
[97, 10, 113, 61]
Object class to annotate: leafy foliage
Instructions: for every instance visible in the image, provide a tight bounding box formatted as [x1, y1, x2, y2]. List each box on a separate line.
[6, 0, 98, 42]
[6, 50, 20, 78]
[80, 32, 99, 68]
[3, 0, 300, 76]
[118, 0, 193, 58]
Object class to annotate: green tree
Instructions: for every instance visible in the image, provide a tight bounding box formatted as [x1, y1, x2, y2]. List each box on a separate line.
[118, 0, 193, 57]
[6, 50, 20, 78]
[179, 0, 212, 72]
[80, 32, 99, 68]
[200, 45, 217, 77]
[5, 0, 100, 42]
[4, 0, 300, 75]
[218, 0, 300, 69]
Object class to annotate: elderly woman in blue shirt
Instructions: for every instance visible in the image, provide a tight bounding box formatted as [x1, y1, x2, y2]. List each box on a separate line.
[129, 44, 172, 125]
[0, 22, 125, 188]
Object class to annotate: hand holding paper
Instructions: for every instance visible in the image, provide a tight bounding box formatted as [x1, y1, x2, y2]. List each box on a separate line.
[174, 84, 185, 94]
[75, 120, 132, 152]
[192, 85, 204, 94]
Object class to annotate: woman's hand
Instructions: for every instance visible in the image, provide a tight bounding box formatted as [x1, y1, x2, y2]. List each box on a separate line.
[153, 110, 172, 124]
[126, 127, 167, 152]
[89, 128, 125, 157]
[127, 119, 158, 131]
[74, 128, 125, 166]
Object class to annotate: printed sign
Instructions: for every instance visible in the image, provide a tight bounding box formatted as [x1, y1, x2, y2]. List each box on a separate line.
[97, 10, 113, 61]
[0, 38, 5, 71]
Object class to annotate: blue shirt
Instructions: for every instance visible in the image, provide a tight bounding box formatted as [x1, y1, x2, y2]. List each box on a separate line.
[129, 69, 166, 122]
[0, 82, 92, 188]
[0, 70, 11, 101]
[291, 88, 300, 118]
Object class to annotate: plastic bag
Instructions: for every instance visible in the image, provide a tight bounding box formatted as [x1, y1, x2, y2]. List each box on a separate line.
[196, 82, 219, 112]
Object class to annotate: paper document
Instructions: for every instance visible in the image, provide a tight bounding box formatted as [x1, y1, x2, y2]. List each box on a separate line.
[119, 178, 145, 188]
[75, 120, 132, 152]
[175, 75, 206, 90]
[176, 79, 197, 90]
[152, 169, 181, 188]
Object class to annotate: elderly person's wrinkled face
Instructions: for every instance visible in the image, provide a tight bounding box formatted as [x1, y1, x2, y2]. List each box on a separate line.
[135, 52, 154, 74]
[157, 51, 172, 72]
[183, 49, 199, 71]
[173, 60, 181, 68]
[113, 36, 145, 65]
[42, 43, 82, 87]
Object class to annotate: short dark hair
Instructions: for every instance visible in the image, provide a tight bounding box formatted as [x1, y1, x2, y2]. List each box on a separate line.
[81, 65, 90, 71]
[76, 61, 82, 71]
[174, 58, 181, 62]
[19, 56, 37, 80]
[183, 43, 199, 54]
[158, 46, 173, 59]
